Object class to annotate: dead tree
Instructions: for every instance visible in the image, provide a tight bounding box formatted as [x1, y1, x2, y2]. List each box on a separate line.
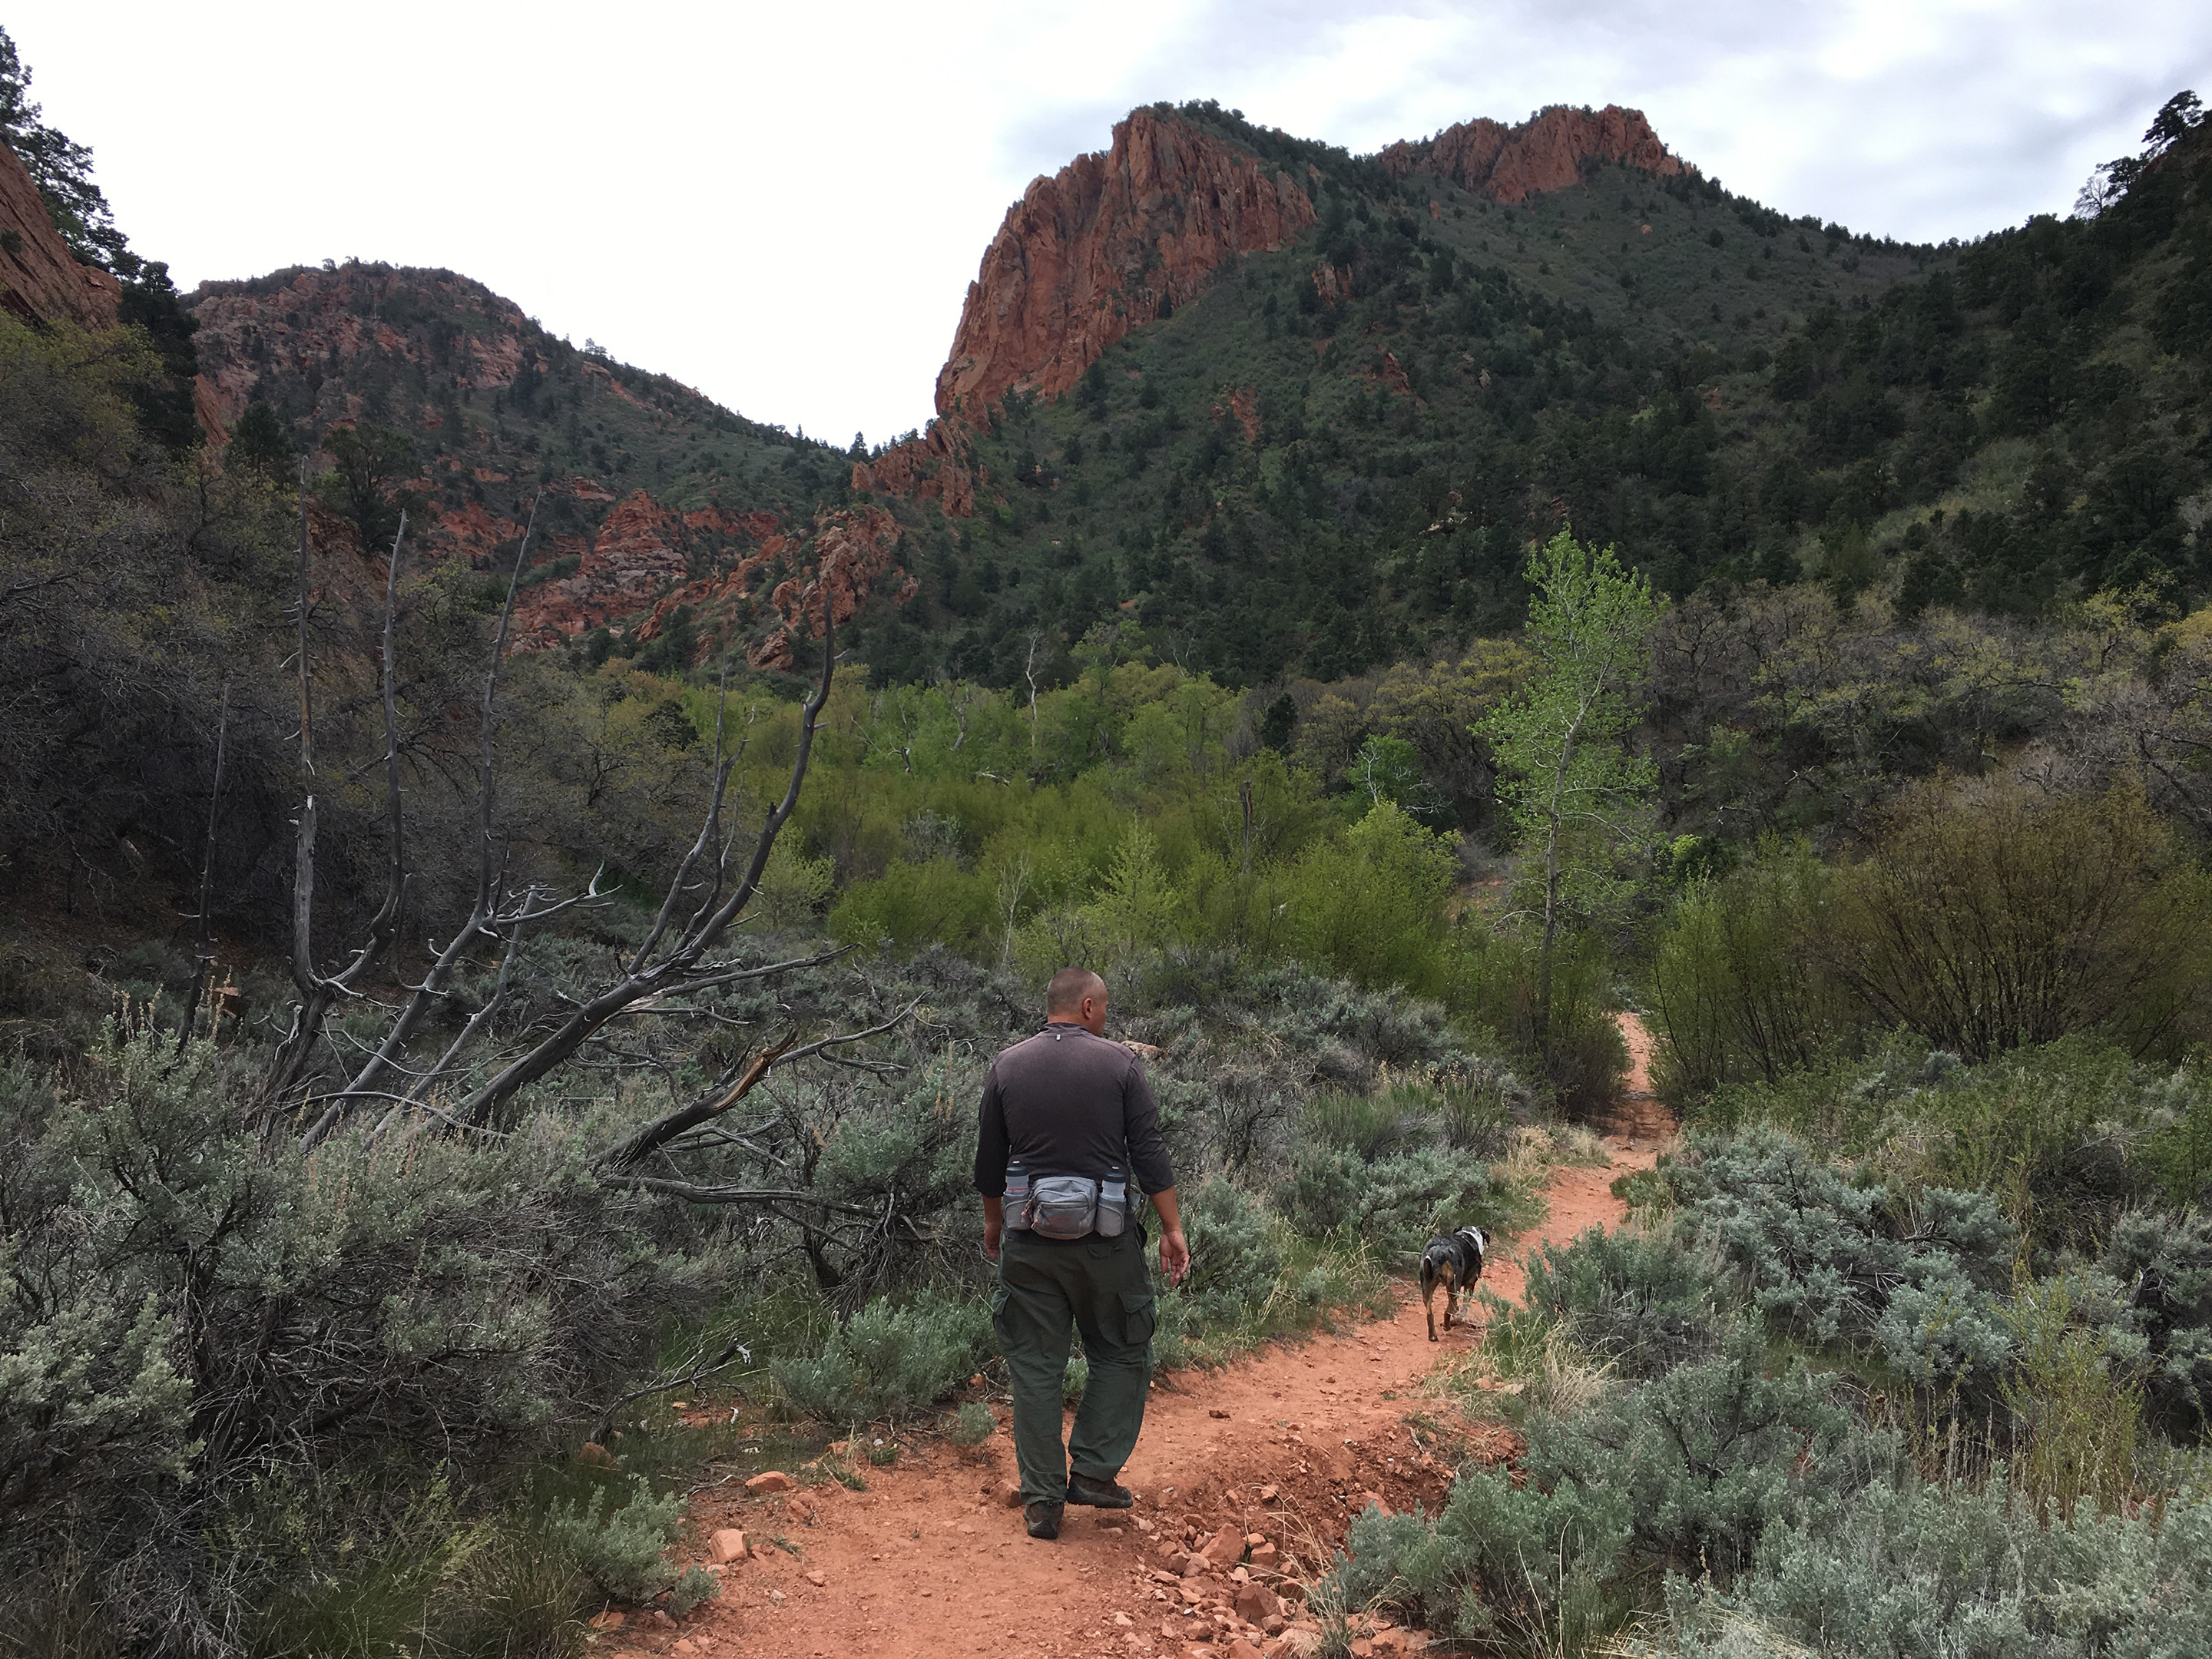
[262, 491, 414, 1109]
[262, 508, 909, 1183]
[177, 676, 230, 1051]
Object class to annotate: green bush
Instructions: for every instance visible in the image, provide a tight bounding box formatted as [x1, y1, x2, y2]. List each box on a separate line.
[1652, 786, 2212, 1097]
[541, 1478, 694, 1607]
[0, 1025, 730, 1634]
[1998, 1270, 2147, 1516]
[948, 1401, 995, 1445]
[1829, 782, 2212, 1063]
[1649, 839, 1845, 1098]
[1274, 1146, 1495, 1255]
[1333, 1463, 1634, 1646]
[1699, 1037, 2195, 1244]
[1278, 1144, 1366, 1236]
[1173, 1178, 1283, 1326]
[2102, 1207, 2212, 1422]
[1668, 1129, 2015, 1349]
[1333, 1336, 1862, 1641]
[1302, 1085, 1431, 1161]
[1449, 926, 1627, 1109]
[1642, 1478, 2212, 1659]
[1356, 1149, 1498, 1257]
[1508, 1224, 1728, 1379]
[1275, 804, 1460, 996]
[770, 1297, 990, 1424]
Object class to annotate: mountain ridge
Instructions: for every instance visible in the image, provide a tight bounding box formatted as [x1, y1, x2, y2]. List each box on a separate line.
[167, 98, 1721, 680]
[77, 90, 2206, 695]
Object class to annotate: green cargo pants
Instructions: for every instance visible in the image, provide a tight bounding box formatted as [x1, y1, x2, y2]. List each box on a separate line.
[992, 1225, 1157, 1505]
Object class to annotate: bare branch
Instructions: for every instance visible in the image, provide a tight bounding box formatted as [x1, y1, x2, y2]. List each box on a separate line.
[648, 942, 850, 1002]
[304, 506, 551, 1146]
[595, 1177, 881, 1214]
[449, 593, 839, 1126]
[587, 1334, 753, 1447]
[601, 1031, 800, 1172]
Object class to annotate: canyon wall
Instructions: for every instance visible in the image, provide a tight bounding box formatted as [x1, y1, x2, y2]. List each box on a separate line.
[933, 111, 1316, 424]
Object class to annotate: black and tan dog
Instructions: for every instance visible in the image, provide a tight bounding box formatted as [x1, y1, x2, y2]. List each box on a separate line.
[1418, 1225, 1489, 1341]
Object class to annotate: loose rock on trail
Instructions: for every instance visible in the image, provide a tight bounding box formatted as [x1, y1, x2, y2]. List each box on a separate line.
[607, 1018, 1669, 1659]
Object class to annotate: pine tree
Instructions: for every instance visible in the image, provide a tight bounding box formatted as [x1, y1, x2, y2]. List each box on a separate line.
[0, 26, 132, 274]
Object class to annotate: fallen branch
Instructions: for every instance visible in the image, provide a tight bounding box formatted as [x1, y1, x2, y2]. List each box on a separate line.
[586, 1334, 753, 1447]
[599, 998, 920, 1172]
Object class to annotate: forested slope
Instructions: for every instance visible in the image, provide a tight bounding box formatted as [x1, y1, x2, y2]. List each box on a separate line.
[858, 97, 2212, 692]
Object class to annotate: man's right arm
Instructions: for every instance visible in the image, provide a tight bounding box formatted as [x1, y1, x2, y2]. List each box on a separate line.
[1148, 1185, 1190, 1286]
[1120, 1059, 1186, 1284]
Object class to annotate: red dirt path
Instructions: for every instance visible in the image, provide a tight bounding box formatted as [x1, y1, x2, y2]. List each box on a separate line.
[605, 1018, 1668, 1659]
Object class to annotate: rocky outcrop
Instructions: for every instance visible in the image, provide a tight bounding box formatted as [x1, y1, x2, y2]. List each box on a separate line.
[852, 420, 982, 517]
[750, 505, 914, 670]
[934, 111, 1316, 423]
[517, 491, 738, 651]
[0, 138, 120, 329]
[189, 264, 536, 437]
[1211, 384, 1260, 442]
[518, 493, 913, 673]
[1378, 104, 1688, 204]
[186, 262, 924, 664]
[1353, 352, 1412, 398]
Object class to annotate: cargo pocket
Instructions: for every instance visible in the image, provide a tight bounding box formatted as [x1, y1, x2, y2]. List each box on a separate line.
[990, 1283, 1015, 1348]
[1118, 1290, 1157, 1350]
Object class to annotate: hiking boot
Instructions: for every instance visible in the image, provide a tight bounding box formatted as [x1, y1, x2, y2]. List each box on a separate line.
[1025, 1499, 1065, 1539]
[1066, 1471, 1134, 1509]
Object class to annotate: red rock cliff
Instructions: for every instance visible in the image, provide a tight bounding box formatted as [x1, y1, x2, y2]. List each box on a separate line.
[0, 138, 120, 329]
[935, 111, 1316, 423]
[1378, 104, 1688, 204]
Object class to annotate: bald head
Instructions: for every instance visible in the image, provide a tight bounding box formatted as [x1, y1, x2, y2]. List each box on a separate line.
[1045, 967, 1108, 1035]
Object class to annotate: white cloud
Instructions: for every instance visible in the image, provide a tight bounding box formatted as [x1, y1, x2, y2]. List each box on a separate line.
[11, 2, 2209, 445]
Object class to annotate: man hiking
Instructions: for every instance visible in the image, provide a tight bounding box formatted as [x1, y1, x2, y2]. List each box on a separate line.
[976, 967, 1190, 1540]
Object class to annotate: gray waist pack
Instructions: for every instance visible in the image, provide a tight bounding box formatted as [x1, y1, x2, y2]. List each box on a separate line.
[1020, 1172, 1131, 1240]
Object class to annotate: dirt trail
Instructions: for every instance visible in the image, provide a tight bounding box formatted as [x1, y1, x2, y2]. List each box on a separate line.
[612, 1019, 1669, 1659]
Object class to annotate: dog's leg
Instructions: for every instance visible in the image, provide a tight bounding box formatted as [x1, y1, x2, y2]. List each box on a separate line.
[1422, 1271, 1439, 1342]
[1442, 1266, 1459, 1332]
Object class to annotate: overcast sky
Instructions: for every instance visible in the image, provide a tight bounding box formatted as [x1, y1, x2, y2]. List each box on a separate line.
[15, 2, 2210, 445]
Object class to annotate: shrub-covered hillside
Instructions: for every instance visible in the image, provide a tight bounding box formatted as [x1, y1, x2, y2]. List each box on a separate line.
[1332, 1041, 2212, 1657]
[859, 94, 2212, 690]
[190, 261, 851, 530]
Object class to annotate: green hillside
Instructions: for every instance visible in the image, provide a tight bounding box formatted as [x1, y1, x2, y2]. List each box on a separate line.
[859, 98, 2211, 690]
[190, 261, 849, 557]
[194, 263, 849, 511]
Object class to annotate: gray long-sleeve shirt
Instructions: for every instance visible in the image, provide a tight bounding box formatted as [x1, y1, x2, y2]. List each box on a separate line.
[972, 1023, 1176, 1198]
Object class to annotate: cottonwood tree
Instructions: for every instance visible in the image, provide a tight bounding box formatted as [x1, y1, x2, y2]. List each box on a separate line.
[1479, 529, 1662, 1048]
